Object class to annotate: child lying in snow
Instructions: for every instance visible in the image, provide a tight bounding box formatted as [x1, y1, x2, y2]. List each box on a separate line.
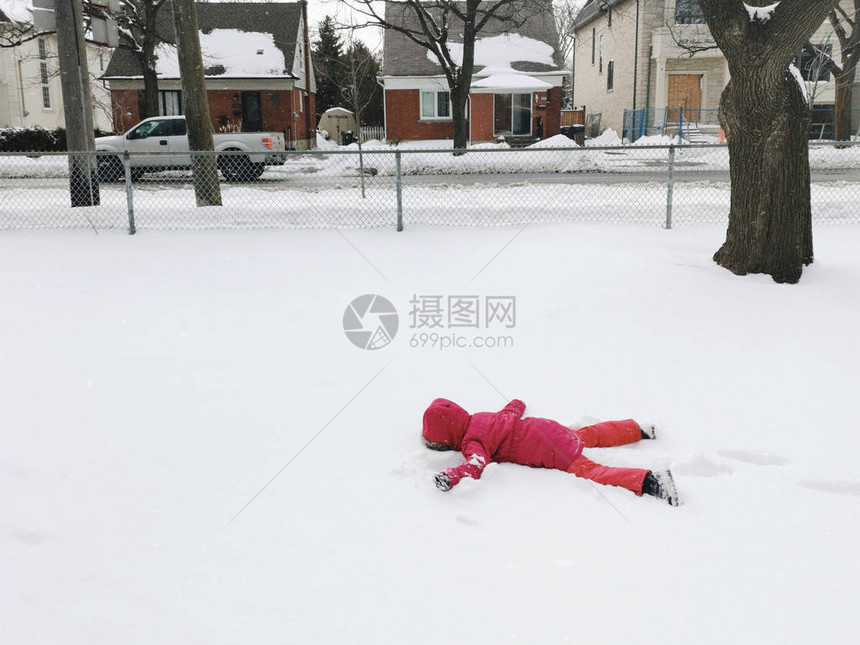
[422, 398, 679, 506]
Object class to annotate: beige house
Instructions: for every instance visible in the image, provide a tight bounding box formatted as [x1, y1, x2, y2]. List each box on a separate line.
[573, 0, 857, 140]
[0, 2, 114, 131]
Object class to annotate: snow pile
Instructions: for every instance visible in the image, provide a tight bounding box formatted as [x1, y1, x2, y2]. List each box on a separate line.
[529, 134, 579, 148]
[744, 1, 779, 22]
[315, 131, 338, 150]
[1, 224, 858, 642]
[789, 63, 809, 102]
[587, 128, 622, 146]
[631, 133, 682, 146]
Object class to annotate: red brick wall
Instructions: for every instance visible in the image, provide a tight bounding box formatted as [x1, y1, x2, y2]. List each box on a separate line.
[111, 90, 141, 133]
[385, 89, 453, 142]
[470, 94, 494, 142]
[385, 87, 563, 143]
[108, 87, 316, 148]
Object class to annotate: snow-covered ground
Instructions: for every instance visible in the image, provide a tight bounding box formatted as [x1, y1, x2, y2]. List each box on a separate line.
[3, 133, 860, 180]
[1, 224, 858, 643]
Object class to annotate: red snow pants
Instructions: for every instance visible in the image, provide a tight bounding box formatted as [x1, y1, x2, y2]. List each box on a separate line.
[566, 419, 649, 495]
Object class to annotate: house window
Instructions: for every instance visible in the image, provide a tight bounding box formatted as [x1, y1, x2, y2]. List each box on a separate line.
[591, 28, 596, 65]
[299, 90, 303, 113]
[159, 90, 183, 116]
[599, 35, 604, 74]
[38, 38, 51, 109]
[608, 9, 612, 28]
[272, 93, 280, 106]
[675, 0, 706, 24]
[797, 45, 832, 82]
[421, 90, 451, 119]
[607, 60, 614, 91]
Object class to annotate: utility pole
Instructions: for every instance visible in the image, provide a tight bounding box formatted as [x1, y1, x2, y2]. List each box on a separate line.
[171, 0, 222, 206]
[55, 0, 99, 207]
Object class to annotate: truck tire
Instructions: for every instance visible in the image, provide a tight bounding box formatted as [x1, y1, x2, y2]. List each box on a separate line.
[218, 150, 263, 181]
[97, 155, 123, 182]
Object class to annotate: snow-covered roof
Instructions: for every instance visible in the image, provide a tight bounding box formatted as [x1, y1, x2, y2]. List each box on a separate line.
[382, 1, 564, 77]
[0, 0, 32, 24]
[154, 30, 287, 78]
[103, 2, 303, 80]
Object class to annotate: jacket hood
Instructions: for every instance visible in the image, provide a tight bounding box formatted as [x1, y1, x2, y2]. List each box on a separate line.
[422, 398, 471, 449]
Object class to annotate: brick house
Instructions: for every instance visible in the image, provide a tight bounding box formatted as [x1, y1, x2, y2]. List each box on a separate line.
[379, 2, 567, 144]
[102, 1, 316, 149]
[573, 0, 860, 139]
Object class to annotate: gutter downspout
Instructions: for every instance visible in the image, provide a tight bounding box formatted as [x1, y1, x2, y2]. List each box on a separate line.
[632, 0, 640, 111]
[645, 45, 653, 111]
[301, 0, 312, 149]
[378, 77, 387, 142]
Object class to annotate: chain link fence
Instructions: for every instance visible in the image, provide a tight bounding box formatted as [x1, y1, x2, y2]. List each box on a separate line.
[2, 142, 860, 232]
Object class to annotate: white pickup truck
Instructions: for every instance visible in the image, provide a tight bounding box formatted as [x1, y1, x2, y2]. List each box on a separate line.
[95, 116, 287, 182]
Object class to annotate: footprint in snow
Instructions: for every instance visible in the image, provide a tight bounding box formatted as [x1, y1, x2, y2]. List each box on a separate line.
[799, 480, 860, 496]
[671, 452, 733, 477]
[717, 450, 788, 466]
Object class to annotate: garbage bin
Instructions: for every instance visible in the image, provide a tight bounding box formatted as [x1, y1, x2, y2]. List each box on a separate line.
[341, 130, 354, 145]
[560, 125, 573, 139]
[571, 124, 586, 146]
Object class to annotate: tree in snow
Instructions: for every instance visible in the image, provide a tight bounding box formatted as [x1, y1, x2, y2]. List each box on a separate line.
[552, 0, 586, 108]
[802, 1, 860, 142]
[312, 15, 345, 120]
[339, 37, 383, 197]
[345, 0, 551, 151]
[700, 0, 840, 284]
[106, 0, 170, 121]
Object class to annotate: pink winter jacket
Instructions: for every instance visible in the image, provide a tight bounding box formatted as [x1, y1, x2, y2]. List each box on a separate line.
[422, 398, 585, 488]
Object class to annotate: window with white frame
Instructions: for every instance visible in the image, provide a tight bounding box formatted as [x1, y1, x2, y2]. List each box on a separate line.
[421, 90, 451, 119]
[38, 38, 51, 109]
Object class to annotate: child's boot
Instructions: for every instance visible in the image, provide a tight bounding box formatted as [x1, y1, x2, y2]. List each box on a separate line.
[642, 469, 679, 506]
[638, 421, 657, 440]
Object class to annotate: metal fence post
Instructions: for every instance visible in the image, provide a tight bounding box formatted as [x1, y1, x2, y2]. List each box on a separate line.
[395, 150, 403, 232]
[666, 144, 676, 229]
[123, 151, 136, 234]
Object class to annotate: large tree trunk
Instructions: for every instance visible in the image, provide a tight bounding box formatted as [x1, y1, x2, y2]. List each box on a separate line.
[137, 6, 162, 120]
[833, 67, 856, 141]
[172, 0, 221, 207]
[451, 84, 470, 151]
[138, 59, 160, 119]
[701, 0, 839, 284]
[715, 70, 812, 283]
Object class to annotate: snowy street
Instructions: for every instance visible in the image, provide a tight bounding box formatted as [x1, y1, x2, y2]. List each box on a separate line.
[1, 223, 858, 643]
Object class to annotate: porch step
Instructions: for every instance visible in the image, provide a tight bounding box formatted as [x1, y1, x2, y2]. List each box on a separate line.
[504, 136, 539, 148]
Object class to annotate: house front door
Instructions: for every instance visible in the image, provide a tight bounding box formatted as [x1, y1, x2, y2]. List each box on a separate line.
[667, 74, 703, 122]
[242, 92, 263, 132]
[494, 93, 532, 136]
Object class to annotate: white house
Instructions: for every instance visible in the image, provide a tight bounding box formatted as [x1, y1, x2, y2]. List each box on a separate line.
[0, 0, 114, 131]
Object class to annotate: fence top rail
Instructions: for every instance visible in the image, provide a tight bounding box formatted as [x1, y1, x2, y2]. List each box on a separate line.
[3, 140, 860, 158]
